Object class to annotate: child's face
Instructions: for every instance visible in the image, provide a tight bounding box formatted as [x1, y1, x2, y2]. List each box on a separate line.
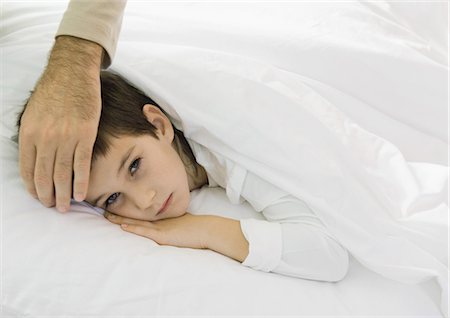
[85, 105, 191, 221]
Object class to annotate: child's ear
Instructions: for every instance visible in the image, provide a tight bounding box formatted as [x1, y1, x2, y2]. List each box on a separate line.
[142, 104, 174, 141]
[142, 104, 164, 131]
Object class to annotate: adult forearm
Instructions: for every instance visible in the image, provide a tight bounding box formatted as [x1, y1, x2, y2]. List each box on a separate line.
[34, 35, 104, 121]
[49, 36, 104, 75]
[206, 216, 249, 263]
[55, 0, 127, 68]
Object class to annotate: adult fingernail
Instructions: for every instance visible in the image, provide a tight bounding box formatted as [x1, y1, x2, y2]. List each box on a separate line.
[28, 188, 38, 199]
[74, 192, 85, 202]
[58, 205, 68, 213]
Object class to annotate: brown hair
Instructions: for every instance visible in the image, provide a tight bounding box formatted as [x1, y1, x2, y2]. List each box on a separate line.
[14, 70, 200, 175]
[94, 70, 198, 169]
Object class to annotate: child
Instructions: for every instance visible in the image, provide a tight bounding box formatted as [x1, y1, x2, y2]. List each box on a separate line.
[15, 70, 349, 282]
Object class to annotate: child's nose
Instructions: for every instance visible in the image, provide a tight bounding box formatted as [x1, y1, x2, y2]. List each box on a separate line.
[132, 187, 156, 211]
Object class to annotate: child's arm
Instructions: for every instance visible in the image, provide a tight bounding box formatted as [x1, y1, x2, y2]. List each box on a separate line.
[204, 215, 249, 263]
[240, 195, 349, 282]
[105, 212, 249, 263]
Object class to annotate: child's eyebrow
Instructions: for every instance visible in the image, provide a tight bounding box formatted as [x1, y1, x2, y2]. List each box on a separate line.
[117, 145, 136, 177]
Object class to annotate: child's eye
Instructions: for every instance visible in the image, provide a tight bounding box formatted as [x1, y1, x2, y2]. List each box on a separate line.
[129, 158, 141, 175]
[104, 158, 141, 208]
[105, 192, 120, 208]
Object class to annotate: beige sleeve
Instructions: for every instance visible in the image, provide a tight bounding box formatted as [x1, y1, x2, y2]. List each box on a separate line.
[55, 0, 127, 69]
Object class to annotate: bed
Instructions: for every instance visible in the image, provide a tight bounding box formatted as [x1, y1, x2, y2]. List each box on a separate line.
[1, 1, 448, 316]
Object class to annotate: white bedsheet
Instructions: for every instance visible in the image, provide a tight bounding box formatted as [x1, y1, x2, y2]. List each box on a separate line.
[0, 137, 444, 316]
[1, 1, 448, 316]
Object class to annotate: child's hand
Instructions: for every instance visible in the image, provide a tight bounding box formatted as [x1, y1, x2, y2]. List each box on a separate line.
[104, 211, 213, 250]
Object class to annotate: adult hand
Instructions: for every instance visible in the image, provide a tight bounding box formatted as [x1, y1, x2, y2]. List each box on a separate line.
[18, 36, 103, 212]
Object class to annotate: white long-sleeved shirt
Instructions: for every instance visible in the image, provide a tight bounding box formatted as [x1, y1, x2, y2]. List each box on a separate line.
[190, 141, 349, 282]
[55, 0, 349, 282]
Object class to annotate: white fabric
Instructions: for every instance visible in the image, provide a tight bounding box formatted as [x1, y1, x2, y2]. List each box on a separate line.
[110, 2, 449, 316]
[241, 168, 350, 279]
[240, 218, 283, 272]
[240, 196, 350, 281]
[1, 133, 444, 316]
[259, 194, 349, 281]
[196, 141, 350, 281]
[1, 1, 448, 317]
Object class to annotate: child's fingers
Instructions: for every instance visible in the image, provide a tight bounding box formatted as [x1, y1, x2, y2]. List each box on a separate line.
[121, 223, 156, 240]
[105, 212, 151, 227]
[104, 213, 164, 244]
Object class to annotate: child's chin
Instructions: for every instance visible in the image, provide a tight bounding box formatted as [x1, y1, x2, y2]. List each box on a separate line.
[174, 209, 188, 218]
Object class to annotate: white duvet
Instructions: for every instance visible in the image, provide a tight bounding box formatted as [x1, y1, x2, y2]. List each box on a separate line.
[1, 1, 448, 316]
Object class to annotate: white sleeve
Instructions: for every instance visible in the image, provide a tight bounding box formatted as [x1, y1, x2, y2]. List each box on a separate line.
[240, 195, 349, 282]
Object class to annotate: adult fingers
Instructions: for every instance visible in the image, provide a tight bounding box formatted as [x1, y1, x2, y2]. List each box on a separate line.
[53, 141, 77, 212]
[72, 138, 95, 202]
[34, 144, 57, 208]
[18, 134, 38, 199]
